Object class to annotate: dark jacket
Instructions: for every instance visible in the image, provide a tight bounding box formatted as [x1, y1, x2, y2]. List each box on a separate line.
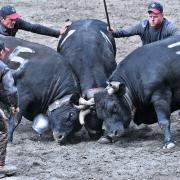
[0, 60, 18, 108]
[0, 18, 60, 37]
[113, 18, 180, 45]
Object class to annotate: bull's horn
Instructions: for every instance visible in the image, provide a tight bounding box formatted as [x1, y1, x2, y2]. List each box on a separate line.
[106, 81, 121, 95]
[102, 123, 106, 130]
[0, 109, 7, 120]
[109, 81, 121, 89]
[53, 131, 60, 141]
[106, 87, 115, 95]
[79, 97, 95, 106]
[73, 104, 87, 110]
[87, 98, 95, 105]
[79, 109, 91, 125]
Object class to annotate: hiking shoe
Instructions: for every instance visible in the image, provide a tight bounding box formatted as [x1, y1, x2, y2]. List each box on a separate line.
[0, 165, 17, 175]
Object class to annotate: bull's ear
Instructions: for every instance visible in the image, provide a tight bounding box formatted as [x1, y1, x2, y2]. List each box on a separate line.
[70, 93, 80, 105]
[117, 83, 126, 96]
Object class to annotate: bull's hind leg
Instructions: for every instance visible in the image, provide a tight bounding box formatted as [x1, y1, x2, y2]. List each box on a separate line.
[8, 111, 22, 143]
[151, 89, 175, 149]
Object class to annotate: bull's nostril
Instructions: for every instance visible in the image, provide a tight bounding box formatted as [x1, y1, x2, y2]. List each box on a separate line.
[114, 130, 118, 136]
[59, 135, 62, 139]
[59, 134, 64, 140]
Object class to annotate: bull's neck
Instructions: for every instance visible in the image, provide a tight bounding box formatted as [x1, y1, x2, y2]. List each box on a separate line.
[119, 75, 140, 109]
[40, 72, 78, 113]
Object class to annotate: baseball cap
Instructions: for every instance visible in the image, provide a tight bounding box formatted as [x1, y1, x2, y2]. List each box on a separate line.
[0, 5, 21, 20]
[0, 41, 10, 52]
[148, 2, 163, 14]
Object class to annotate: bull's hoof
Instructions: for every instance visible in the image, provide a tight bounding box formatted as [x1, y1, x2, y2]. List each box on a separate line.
[163, 142, 175, 149]
[98, 136, 112, 144]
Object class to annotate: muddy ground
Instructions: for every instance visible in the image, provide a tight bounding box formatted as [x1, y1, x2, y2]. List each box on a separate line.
[0, 0, 180, 179]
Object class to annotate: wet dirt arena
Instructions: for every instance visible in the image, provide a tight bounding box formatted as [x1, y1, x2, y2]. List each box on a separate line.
[0, 0, 180, 179]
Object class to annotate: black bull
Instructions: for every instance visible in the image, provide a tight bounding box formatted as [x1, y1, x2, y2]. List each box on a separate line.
[94, 35, 180, 149]
[57, 19, 117, 139]
[0, 35, 82, 143]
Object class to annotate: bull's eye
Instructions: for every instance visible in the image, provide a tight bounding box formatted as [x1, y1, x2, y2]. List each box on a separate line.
[69, 112, 74, 118]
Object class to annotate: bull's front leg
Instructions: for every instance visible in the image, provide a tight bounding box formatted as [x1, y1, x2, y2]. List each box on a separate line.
[151, 89, 175, 149]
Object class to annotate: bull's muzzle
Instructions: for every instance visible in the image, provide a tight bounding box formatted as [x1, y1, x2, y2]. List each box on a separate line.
[53, 131, 66, 144]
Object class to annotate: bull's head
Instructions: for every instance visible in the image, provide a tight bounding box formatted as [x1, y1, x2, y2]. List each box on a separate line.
[94, 81, 134, 143]
[47, 93, 81, 144]
[73, 94, 103, 140]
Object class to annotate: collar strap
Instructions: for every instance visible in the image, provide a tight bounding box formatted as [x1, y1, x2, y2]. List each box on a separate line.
[47, 94, 72, 112]
[123, 87, 136, 118]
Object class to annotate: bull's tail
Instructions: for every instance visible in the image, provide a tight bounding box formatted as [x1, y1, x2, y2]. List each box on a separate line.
[8, 110, 22, 143]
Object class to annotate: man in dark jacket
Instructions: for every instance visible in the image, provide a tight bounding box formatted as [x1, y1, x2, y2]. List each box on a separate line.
[0, 40, 19, 177]
[0, 5, 71, 37]
[109, 2, 180, 45]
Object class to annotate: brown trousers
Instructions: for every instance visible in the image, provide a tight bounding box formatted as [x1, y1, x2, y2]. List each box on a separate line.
[0, 109, 7, 166]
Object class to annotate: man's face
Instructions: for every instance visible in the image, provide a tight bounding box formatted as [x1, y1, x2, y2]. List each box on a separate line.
[0, 49, 6, 59]
[0, 16, 16, 29]
[148, 12, 164, 27]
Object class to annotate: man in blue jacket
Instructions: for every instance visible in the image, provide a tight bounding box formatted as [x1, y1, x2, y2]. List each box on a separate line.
[109, 2, 180, 45]
[0, 40, 19, 177]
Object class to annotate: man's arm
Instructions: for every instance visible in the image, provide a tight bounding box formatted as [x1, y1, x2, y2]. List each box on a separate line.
[112, 21, 145, 38]
[166, 22, 180, 36]
[15, 18, 60, 38]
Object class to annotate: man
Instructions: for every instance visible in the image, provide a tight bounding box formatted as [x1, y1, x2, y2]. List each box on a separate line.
[0, 5, 71, 37]
[0, 40, 19, 177]
[109, 2, 180, 45]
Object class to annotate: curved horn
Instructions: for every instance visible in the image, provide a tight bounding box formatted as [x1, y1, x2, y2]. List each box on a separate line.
[106, 81, 121, 95]
[79, 109, 91, 125]
[73, 104, 87, 110]
[53, 131, 60, 142]
[106, 87, 115, 95]
[110, 81, 121, 89]
[0, 109, 7, 120]
[79, 97, 95, 106]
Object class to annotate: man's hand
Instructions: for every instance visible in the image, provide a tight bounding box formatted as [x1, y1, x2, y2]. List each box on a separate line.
[10, 106, 20, 114]
[59, 20, 72, 35]
[107, 26, 114, 33]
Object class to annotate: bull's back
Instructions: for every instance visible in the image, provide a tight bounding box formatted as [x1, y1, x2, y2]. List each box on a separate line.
[57, 19, 117, 90]
[111, 35, 180, 86]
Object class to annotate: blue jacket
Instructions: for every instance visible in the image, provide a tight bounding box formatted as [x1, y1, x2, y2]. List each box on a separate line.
[113, 18, 180, 45]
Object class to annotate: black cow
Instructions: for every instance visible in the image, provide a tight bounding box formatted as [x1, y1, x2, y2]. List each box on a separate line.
[0, 35, 81, 144]
[57, 19, 117, 139]
[94, 35, 180, 149]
